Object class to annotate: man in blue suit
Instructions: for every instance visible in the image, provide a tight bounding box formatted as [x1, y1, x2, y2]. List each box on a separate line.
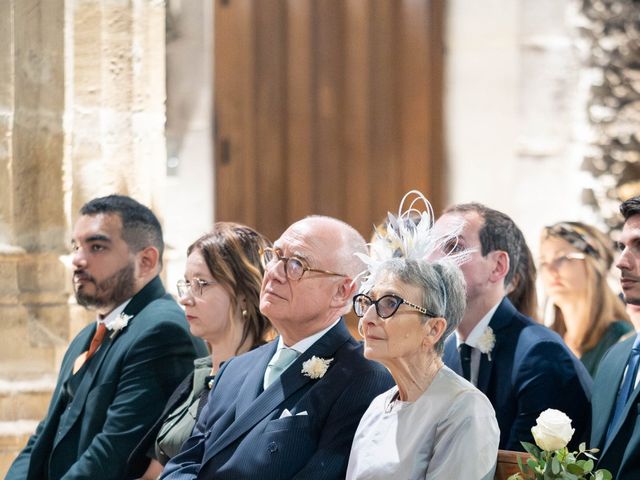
[6, 195, 206, 480]
[161, 216, 393, 480]
[438, 203, 592, 451]
[590, 196, 640, 479]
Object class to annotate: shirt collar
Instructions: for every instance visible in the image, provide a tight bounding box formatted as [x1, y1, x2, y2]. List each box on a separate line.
[276, 318, 341, 354]
[98, 299, 132, 330]
[456, 300, 501, 348]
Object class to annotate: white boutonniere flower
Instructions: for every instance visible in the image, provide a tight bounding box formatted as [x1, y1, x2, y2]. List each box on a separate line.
[301, 356, 333, 379]
[109, 313, 133, 339]
[477, 326, 495, 360]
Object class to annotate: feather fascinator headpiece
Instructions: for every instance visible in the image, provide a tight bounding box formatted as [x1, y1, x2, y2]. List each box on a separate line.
[356, 190, 473, 293]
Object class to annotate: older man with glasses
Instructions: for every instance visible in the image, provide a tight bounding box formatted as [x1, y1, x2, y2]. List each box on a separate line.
[161, 215, 393, 480]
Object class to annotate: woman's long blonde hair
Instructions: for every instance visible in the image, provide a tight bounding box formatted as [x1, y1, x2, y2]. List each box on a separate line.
[542, 221, 629, 353]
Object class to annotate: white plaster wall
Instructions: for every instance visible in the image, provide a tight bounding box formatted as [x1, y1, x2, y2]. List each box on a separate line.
[162, 0, 214, 294]
[445, 0, 598, 253]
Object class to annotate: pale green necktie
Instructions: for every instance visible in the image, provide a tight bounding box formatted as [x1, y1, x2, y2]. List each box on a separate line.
[263, 347, 300, 389]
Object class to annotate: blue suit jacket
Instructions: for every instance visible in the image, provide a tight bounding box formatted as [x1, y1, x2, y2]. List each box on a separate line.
[161, 319, 393, 480]
[6, 277, 207, 480]
[591, 334, 640, 479]
[444, 297, 592, 451]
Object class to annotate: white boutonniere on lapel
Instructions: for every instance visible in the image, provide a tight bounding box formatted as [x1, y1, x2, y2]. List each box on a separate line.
[301, 356, 333, 379]
[109, 313, 133, 339]
[477, 326, 495, 361]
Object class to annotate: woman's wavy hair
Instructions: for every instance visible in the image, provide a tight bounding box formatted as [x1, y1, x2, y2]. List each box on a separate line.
[541, 221, 629, 353]
[187, 223, 273, 352]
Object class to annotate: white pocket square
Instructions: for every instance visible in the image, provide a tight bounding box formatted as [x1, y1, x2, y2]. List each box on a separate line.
[279, 408, 292, 419]
[278, 409, 308, 419]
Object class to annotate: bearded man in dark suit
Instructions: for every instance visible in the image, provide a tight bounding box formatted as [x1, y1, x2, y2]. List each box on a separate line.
[161, 215, 393, 480]
[438, 203, 592, 451]
[590, 196, 640, 479]
[7, 195, 206, 480]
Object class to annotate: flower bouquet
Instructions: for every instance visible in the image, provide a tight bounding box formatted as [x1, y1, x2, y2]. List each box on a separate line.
[508, 409, 611, 480]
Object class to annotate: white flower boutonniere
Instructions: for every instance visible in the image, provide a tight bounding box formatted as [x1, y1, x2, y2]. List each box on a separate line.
[477, 326, 495, 361]
[301, 356, 333, 379]
[109, 313, 133, 339]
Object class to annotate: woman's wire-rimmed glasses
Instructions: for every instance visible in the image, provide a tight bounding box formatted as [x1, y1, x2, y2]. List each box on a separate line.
[538, 252, 586, 272]
[176, 278, 215, 298]
[352, 293, 438, 319]
[259, 247, 347, 281]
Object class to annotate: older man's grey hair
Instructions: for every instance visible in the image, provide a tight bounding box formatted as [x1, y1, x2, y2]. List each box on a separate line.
[375, 258, 467, 355]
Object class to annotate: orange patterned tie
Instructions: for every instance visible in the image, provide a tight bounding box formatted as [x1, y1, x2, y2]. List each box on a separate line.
[73, 323, 108, 374]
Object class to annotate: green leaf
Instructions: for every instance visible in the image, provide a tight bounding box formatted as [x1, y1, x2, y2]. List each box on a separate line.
[595, 469, 612, 480]
[579, 442, 586, 452]
[560, 472, 579, 480]
[566, 463, 584, 475]
[551, 457, 561, 475]
[521, 441, 542, 460]
[583, 451, 597, 460]
[582, 459, 594, 472]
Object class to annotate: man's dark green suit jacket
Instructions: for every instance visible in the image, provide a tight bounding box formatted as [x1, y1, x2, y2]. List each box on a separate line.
[6, 276, 207, 480]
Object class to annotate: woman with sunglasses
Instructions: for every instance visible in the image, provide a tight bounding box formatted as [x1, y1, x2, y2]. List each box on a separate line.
[540, 221, 631, 377]
[346, 192, 499, 480]
[132, 223, 273, 479]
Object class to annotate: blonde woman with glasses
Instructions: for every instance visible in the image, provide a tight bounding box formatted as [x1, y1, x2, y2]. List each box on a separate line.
[540, 221, 632, 377]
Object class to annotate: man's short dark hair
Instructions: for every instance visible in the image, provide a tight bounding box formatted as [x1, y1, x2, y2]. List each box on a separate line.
[80, 195, 164, 263]
[620, 196, 640, 222]
[445, 202, 522, 286]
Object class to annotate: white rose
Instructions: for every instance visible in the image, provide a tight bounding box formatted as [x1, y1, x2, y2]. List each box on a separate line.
[531, 408, 575, 452]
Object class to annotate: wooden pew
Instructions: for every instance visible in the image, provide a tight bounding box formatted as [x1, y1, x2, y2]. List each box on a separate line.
[494, 449, 530, 480]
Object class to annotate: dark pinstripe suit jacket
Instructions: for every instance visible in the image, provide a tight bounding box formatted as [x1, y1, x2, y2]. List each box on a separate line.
[160, 319, 393, 480]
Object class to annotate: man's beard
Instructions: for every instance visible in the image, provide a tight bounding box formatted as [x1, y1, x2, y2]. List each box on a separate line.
[74, 262, 136, 310]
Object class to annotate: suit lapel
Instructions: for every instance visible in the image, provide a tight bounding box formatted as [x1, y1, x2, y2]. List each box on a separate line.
[53, 276, 167, 446]
[477, 299, 513, 395]
[477, 350, 493, 393]
[235, 342, 278, 416]
[202, 320, 352, 464]
[599, 338, 634, 453]
[443, 336, 462, 375]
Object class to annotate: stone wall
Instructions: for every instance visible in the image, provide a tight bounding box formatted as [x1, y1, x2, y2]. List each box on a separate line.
[575, 0, 640, 229]
[445, 0, 600, 248]
[0, 0, 168, 474]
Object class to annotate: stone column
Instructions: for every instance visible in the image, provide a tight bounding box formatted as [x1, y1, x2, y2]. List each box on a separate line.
[0, 0, 168, 474]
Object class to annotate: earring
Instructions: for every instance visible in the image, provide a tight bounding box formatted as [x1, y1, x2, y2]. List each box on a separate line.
[242, 309, 248, 318]
[358, 318, 364, 337]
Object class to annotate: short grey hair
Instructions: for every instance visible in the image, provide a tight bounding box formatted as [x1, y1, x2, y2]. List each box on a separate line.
[373, 258, 467, 356]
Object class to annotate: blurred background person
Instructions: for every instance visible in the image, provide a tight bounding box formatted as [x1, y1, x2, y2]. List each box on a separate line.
[507, 228, 539, 321]
[540, 221, 631, 377]
[132, 222, 273, 479]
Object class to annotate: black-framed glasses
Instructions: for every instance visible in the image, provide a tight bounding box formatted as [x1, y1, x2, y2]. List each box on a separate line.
[176, 278, 215, 298]
[538, 252, 586, 272]
[259, 247, 347, 281]
[352, 293, 438, 319]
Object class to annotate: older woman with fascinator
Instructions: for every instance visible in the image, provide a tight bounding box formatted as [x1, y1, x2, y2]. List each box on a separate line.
[540, 221, 631, 376]
[346, 192, 499, 480]
[132, 222, 273, 479]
